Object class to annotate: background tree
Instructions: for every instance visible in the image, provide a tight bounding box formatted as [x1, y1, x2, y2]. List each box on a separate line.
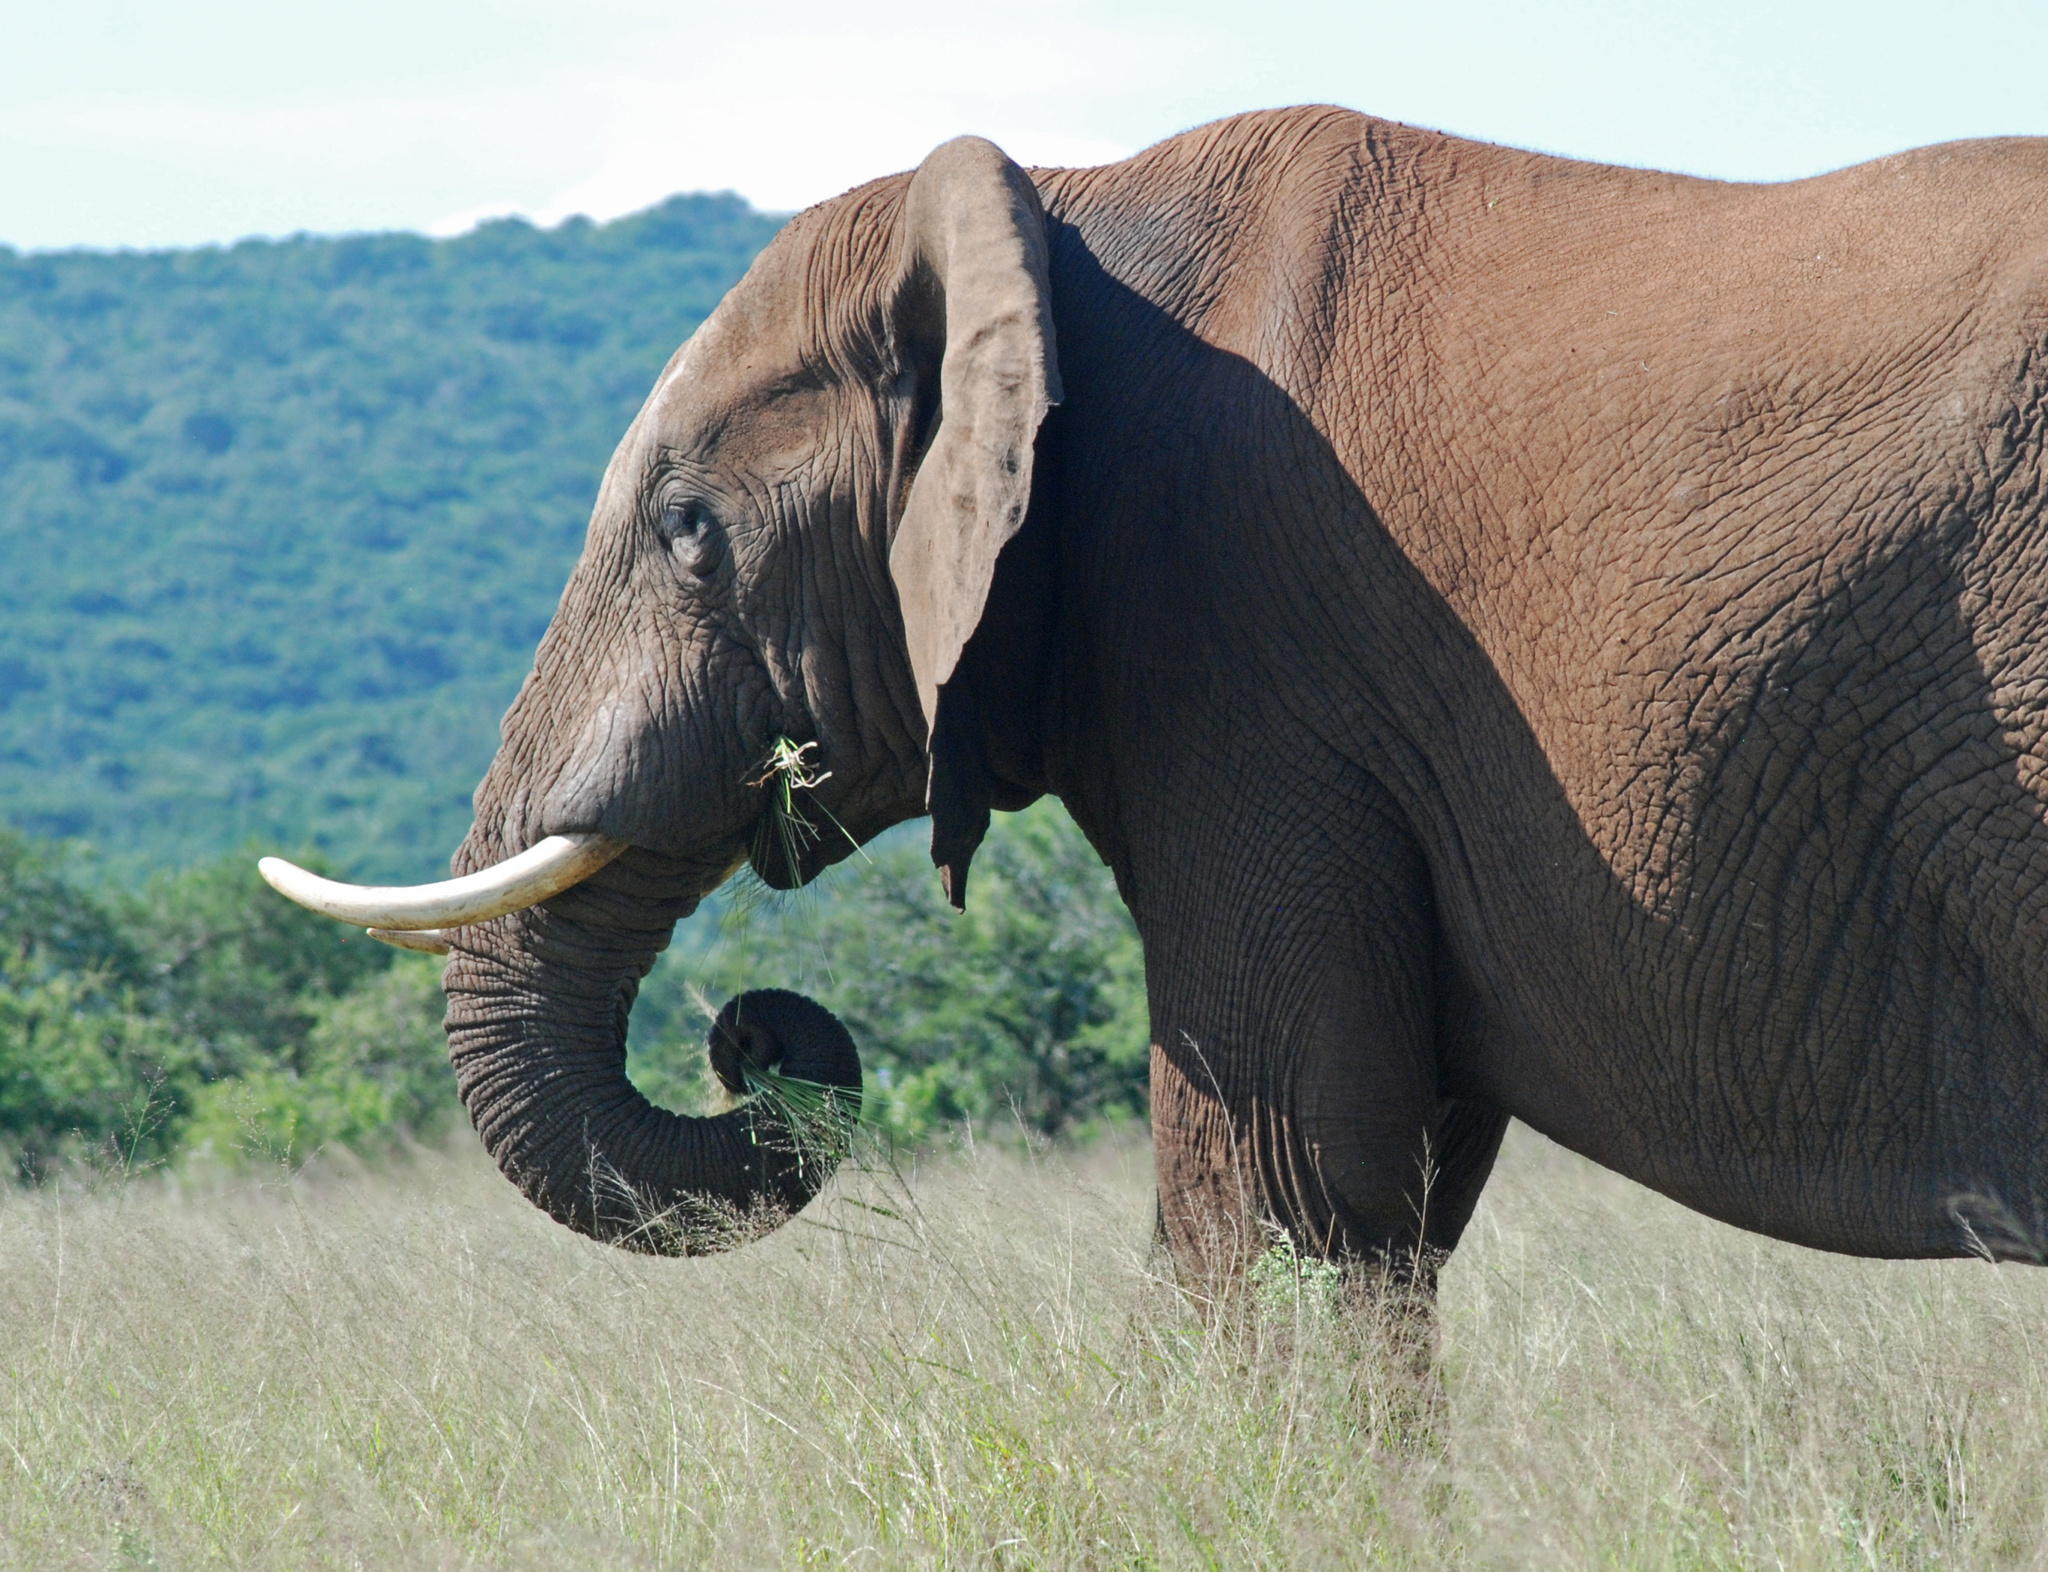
[0, 197, 780, 878]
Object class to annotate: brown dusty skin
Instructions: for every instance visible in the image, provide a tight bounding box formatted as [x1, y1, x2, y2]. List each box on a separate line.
[440, 107, 2048, 1281]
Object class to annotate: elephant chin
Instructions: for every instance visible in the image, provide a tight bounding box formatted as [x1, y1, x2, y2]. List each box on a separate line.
[442, 888, 862, 1255]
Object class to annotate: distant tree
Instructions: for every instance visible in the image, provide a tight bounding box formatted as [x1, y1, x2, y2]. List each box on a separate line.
[0, 830, 136, 979]
[0, 194, 783, 878]
[179, 953, 457, 1166]
[0, 837, 460, 1180]
[0, 831, 185, 1177]
[118, 851, 394, 1082]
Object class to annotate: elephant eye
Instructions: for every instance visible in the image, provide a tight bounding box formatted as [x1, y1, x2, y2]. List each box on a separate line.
[659, 499, 724, 578]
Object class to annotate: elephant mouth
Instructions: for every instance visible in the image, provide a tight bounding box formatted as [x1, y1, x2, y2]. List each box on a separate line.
[744, 749, 862, 890]
[747, 799, 846, 890]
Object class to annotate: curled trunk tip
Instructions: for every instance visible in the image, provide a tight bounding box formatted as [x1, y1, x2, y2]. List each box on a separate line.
[597, 989, 865, 1255]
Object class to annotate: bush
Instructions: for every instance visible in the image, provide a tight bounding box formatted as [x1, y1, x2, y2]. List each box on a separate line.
[0, 959, 190, 1180]
[180, 955, 459, 1166]
[0, 836, 460, 1177]
[118, 850, 395, 1083]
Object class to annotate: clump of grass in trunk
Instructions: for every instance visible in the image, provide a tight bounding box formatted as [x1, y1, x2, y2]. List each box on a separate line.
[579, 1062, 864, 1256]
[740, 1061, 858, 1172]
[685, 979, 869, 1166]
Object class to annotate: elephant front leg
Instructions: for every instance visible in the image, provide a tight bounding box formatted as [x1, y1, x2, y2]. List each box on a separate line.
[1141, 803, 1506, 1296]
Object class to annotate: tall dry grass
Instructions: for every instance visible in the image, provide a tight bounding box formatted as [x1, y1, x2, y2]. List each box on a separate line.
[1, 1124, 2046, 1568]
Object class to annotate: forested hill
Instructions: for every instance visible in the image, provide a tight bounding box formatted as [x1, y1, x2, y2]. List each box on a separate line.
[0, 197, 782, 881]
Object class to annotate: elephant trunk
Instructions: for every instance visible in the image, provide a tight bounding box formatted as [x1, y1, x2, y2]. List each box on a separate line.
[440, 866, 860, 1255]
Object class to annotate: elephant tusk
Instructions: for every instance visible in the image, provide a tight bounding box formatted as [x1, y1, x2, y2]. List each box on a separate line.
[366, 927, 454, 955]
[257, 833, 628, 931]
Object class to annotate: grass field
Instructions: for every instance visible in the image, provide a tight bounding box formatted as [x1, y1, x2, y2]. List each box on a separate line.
[2, 1124, 2046, 1569]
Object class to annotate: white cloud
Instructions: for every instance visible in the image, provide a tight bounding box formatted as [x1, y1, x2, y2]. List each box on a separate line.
[0, 6, 1239, 244]
[517, 24, 1197, 225]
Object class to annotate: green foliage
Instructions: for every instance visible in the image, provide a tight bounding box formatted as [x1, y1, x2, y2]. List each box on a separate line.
[630, 800, 1151, 1144]
[181, 956, 458, 1165]
[0, 836, 454, 1176]
[0, 958, 188, 1180]
[119, 849, 393, 1081]
[0, 196, 781, 880]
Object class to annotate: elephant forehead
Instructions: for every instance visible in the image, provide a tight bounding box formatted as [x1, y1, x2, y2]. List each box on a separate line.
[645, 313, 843, 471]
[665, 227, 831, 400]
[647, 311, 750, 439]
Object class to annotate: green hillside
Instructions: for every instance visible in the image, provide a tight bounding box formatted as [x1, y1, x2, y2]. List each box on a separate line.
[0, 197, 782, 881]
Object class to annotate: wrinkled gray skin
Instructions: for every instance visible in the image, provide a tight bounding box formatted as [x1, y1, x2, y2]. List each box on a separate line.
[445, 106, 2048, 1280]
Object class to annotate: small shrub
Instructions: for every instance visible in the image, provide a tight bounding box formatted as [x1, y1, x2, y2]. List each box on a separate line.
[180, 955, 457, 1166]
[1248, 1229, 1347, 1319]
[0, 958, 189, 1179]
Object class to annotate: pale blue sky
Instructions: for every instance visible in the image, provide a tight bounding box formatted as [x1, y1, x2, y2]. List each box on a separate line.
[3, 0, 2044, 250]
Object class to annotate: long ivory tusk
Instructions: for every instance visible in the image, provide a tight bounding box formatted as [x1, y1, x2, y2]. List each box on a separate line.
[257, 833, 627, 930]
[366, 927, 453, 955]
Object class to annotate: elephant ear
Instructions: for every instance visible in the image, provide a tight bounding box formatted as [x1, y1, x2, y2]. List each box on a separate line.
[889, 137, 1062, 908]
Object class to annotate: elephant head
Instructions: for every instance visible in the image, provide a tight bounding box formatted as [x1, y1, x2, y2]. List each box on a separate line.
[260, 137, 1063, 1252]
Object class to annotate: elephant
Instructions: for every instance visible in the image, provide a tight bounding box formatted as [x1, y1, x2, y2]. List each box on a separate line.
[264, 104, 2048, 1284]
